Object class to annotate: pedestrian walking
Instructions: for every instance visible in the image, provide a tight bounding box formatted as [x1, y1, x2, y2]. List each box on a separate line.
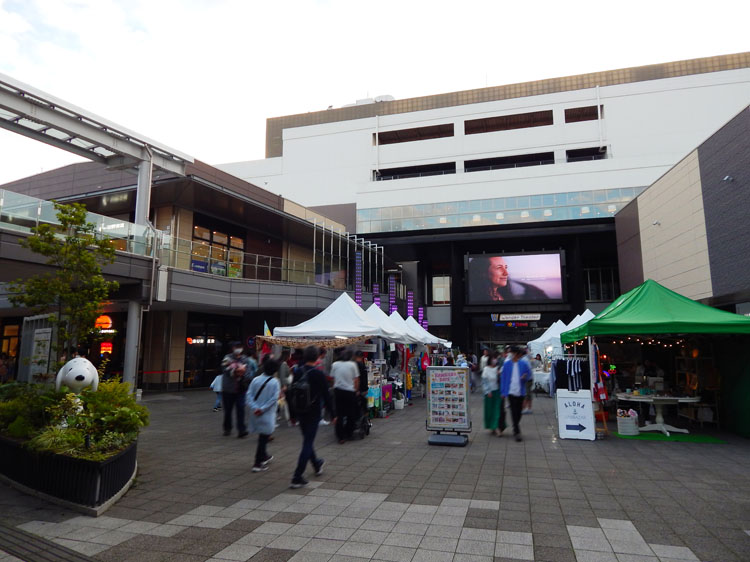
[221, 341, 254, 438]
[482, 352, 504, 436]
[331, 349, 359, 443]
[247, 359, 281, 472]
[500, 345, 533, 442]
[210, 373, 222, 411]
[288, 345, 336, 489]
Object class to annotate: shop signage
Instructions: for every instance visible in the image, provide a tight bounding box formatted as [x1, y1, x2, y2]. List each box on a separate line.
[357, 344, 377, 353]
[95, 315, 113, 330]
[426, 366, 470, 431]
[491, 313, 541, 321]
[30, 328, 52, 379]
[556, 389, 596, 441]
[191, 259, 208, 273]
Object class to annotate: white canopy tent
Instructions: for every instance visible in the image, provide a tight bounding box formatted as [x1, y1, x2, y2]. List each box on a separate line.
[364, 304, 412, 343]
[405, 316, 448, 346]
[387, 311, 423, 344]
[565, 309, 596, 331]
[273, 292, 390, 338]
[527, 319, 568, 357]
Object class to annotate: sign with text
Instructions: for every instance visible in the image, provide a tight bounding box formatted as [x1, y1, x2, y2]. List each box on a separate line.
[492, 313, 541, 321]
[556, 389, 596, 441]
[426, 366, 470, 431]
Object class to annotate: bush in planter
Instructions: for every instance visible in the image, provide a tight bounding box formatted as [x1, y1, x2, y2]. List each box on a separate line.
[0, 380, 148, 461]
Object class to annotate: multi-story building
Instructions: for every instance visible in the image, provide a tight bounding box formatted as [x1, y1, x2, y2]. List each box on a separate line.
[220, 53, 750, 349]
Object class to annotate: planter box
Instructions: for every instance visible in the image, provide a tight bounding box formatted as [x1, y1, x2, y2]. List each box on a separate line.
[0, 436, 137, 507]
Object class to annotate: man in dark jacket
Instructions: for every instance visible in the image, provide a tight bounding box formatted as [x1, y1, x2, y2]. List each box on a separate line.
[221, 341, 255, 438]
[289, 345, 336, 488]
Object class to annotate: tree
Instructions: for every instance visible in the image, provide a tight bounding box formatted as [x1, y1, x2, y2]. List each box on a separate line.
[9, 202, 119, 369]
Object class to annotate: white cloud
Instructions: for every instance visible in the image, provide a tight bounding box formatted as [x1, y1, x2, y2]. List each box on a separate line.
[0, 0, 748, 184]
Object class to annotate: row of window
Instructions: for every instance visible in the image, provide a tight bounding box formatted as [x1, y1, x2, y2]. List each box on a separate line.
[356, 187, 644, 234]
[374, 147, 607, 181]
[374, 105, 603, 146]
[358, 187, 639, 221]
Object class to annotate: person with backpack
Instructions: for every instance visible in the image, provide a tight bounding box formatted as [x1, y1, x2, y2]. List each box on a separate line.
[288, 345, 336, 489]
[221, 341, 255, 437]
[247, 359, 281, 472]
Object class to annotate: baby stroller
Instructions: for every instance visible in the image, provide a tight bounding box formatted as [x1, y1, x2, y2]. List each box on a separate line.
[354, 395, 372, 439]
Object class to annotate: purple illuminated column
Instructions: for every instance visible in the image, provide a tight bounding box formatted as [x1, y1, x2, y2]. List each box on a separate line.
[354, 251, 363, 306]
[373, 283, 380, 308]
[388, 275, 396, 314]
[407, 291, 414, 318]
[418, 307, 424, 325]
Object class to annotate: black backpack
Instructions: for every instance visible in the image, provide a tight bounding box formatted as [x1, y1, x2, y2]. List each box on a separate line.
[288, 366, 314, 415]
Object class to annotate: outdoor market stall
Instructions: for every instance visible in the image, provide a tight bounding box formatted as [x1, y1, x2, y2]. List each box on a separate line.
[560, 280, 750, 437]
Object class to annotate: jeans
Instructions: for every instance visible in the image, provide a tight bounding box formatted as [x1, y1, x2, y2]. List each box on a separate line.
[255, 434, 270, 466]
[508, 395, 524, 435]
[334, 388, 357, 441]
[222, 392, 246, 434]
[293, 418, 321, 480]
[213, 392, 222, 409]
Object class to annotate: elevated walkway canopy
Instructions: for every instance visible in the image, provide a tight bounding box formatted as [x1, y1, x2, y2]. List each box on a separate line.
[0, 72, 193, 176]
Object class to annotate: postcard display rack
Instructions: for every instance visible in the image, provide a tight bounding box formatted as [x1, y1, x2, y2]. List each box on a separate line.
[426, 366, 472, 446]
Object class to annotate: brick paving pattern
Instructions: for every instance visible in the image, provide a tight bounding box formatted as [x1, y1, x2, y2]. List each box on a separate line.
[1, 389, 750, 561]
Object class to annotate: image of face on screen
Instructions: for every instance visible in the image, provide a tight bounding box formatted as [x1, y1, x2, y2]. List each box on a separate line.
[469, 254, 562, 303]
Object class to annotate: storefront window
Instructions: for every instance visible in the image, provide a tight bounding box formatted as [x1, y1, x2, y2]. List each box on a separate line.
[433, 275, 451, 305]
[184, 315, 242, 388]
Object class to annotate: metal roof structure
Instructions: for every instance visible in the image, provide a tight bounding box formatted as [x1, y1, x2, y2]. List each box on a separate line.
[0, 72, 193, 176]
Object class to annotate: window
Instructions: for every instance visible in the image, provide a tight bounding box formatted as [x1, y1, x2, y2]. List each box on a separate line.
[565, 105, 604, 123]
[464, 110, 553, 135]
[584, 267, 619, 301]
[567, 146, 607, 162]
[376, 123, 454, 145]
[465, 152, 555, 172]
[432, 276, 451, 305]
[374, 162, 456, 181]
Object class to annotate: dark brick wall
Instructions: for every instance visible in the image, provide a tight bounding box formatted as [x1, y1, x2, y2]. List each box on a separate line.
[698, 106, 750, 301]
[614, 198, 644, 292]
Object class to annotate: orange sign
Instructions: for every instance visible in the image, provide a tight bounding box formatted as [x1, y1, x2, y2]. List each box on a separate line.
[95, 315, 113, 330]
[100, 342, 113, 354]
[186, 337, 193, 345]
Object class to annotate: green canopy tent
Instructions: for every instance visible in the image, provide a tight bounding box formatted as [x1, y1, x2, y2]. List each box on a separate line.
[560, 279, 750, 344]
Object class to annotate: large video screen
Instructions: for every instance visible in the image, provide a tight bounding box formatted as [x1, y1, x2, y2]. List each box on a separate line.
[466, 252, 563, 304]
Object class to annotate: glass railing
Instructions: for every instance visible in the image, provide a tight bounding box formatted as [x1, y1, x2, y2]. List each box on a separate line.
[0, 188, 404, 294]
[0, 189, 156, 257]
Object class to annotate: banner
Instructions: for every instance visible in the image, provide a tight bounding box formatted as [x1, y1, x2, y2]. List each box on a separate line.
[426, 366, 470, 431]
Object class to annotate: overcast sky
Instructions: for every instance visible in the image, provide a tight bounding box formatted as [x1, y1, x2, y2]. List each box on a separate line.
[0, 0, 748, 185]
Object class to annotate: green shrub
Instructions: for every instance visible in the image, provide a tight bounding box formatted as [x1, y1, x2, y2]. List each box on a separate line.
[0, 380, 148, 461]
[6, 416, 34, 439]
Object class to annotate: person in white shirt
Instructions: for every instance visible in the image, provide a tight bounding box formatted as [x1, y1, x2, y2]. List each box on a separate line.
[330, 349, 360, 443]
[481, 352, 505, 436]
[500, 346, 533, 441]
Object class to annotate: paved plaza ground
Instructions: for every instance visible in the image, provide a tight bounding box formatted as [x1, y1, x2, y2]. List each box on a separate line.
[1, 388, 750, 562]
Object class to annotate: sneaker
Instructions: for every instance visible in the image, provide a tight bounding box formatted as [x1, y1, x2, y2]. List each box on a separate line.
[319, 419, 330, 426]
[515, 434, 523, 442]
[213, 407, 219, 412]
[314, 459, 325, 476]
[252, 465, 268, 472]
[261, 455, 274, 466]
[290, 477, 309, 489]
[238, 432, 249, 438]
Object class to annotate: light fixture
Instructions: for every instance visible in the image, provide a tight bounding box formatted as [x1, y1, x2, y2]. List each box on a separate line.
[581, 206, 590, 214]
[472, 214, 481, 222]
[543, 209, 552, 217]
[520, 210, 530, 218]
[652, 220, 661, 226]
[439, 217, 447, 224]
[496, 212, 504, 220]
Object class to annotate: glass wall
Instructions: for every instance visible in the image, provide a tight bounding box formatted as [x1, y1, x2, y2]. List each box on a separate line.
[357, 187, 645, 233]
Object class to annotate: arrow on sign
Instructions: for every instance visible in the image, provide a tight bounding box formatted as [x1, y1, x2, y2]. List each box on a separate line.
[566, 424, 586, 432]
